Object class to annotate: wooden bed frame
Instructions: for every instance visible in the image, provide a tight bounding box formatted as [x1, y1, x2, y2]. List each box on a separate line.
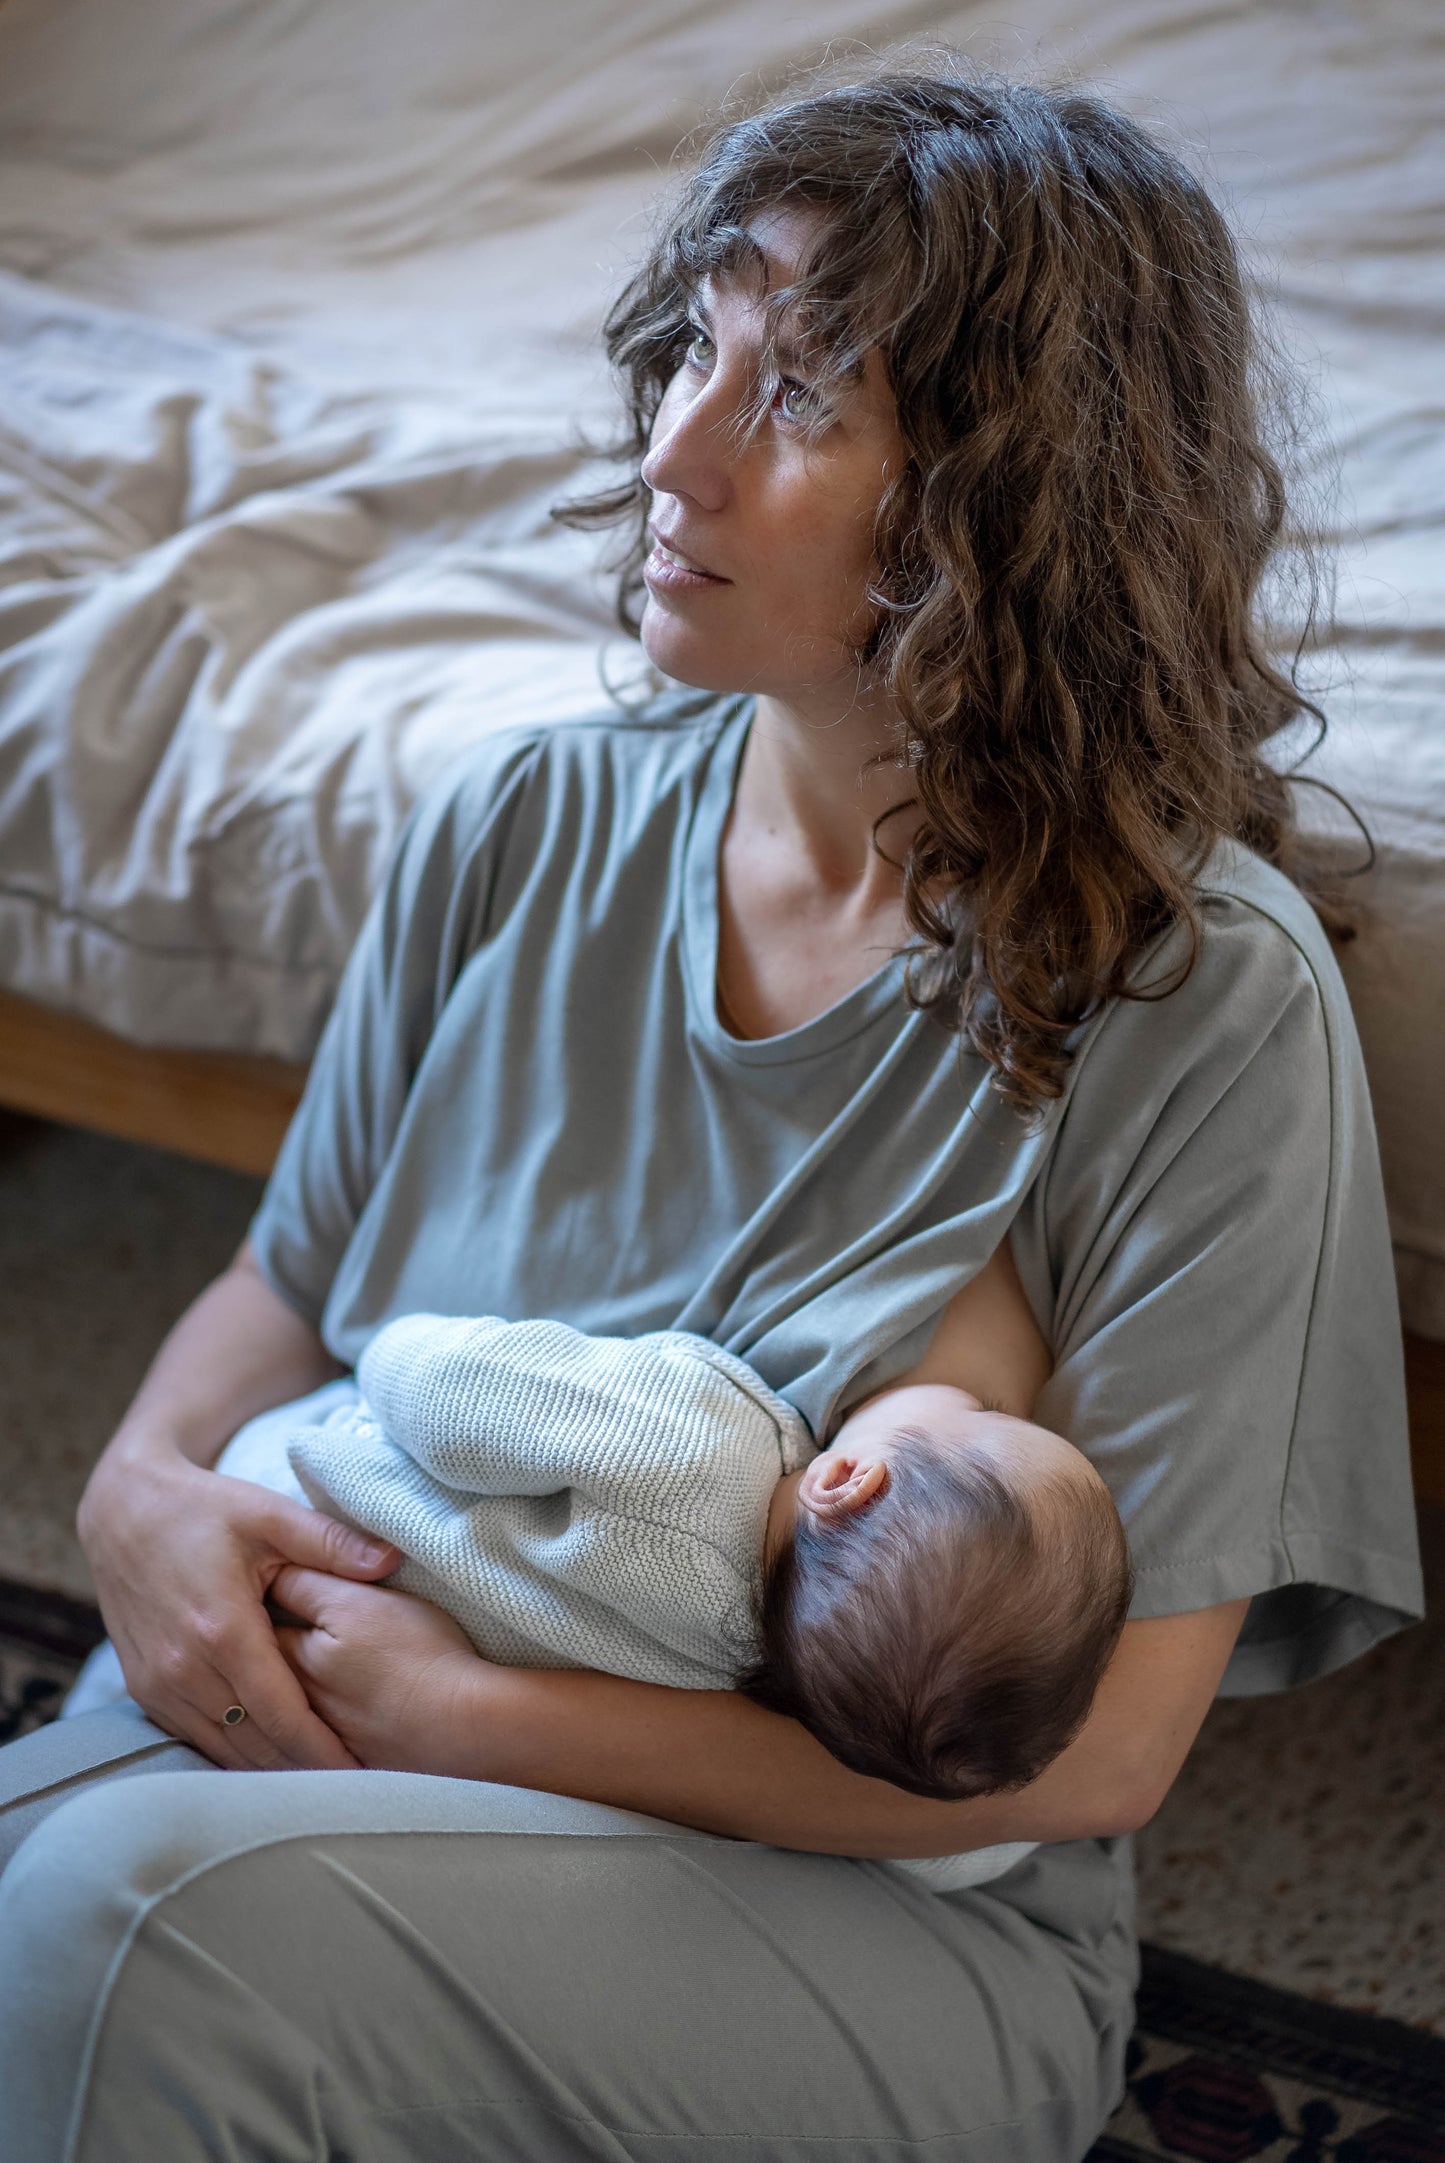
[0, 988, 304, 1176]
[4, 985, 1443, 1506]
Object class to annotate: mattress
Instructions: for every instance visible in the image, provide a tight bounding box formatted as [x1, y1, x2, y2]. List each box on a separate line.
[0, 0, 1440, 1333]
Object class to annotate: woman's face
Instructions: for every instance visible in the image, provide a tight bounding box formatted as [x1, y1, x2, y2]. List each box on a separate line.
[638, 207, 908, 710]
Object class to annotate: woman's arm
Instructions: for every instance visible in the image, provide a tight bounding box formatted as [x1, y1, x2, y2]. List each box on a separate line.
[454, 1599, 1247, 1850]
[96, 1241, 346, 1468]
[274, 1568, 1248, 1851]
[77, 1241, 400, 1771]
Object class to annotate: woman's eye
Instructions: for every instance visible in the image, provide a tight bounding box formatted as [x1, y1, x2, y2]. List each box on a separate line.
[684, 326, 714, 369]
[777, 377, 828, 428]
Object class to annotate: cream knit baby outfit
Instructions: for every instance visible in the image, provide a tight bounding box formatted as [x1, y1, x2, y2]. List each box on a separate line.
[289, 1313, 812, 1690]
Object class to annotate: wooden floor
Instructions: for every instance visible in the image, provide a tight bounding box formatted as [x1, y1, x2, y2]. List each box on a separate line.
[3, 986, 1443, 1503]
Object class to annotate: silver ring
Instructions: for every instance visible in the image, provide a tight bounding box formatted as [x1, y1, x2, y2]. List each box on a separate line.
[221, 1704, 247, 1728]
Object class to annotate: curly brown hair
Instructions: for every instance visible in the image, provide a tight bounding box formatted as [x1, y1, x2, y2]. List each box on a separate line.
[554, 60, 1330, 1111]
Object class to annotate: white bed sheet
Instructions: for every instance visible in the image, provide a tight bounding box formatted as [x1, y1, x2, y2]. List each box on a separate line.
[0, 0, 1440, 1331]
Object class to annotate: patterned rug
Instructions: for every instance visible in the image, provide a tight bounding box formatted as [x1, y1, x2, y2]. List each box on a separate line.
[2, 1584, 1442, 2158]
[1094, 1948, 1445, 2160]
[0, 1578, 104, 1743]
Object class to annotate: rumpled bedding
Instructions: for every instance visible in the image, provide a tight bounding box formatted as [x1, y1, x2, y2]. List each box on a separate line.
[0, 0, 1440, 1332]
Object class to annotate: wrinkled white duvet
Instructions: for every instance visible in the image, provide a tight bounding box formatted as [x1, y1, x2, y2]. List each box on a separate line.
[0, 0, 1440, 1331]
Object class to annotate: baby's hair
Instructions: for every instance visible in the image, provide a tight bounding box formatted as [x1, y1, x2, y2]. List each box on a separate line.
[740, 1438, 1133, 1800]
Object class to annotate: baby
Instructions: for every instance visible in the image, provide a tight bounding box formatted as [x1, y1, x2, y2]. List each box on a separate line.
[747, 1381, 1133, 1812]
[212, 1310, 1132, 1890]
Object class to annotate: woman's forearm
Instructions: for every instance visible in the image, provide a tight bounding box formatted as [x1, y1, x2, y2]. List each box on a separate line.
[87, 1240, 341, 1481]
[432, 1598, 1249, 1856]
[79, 1236, 343, 1582]
[438, 1663, 1121, 1852]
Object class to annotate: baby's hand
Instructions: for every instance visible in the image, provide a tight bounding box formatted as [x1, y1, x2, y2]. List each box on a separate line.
[271, 1566, 481, 1775]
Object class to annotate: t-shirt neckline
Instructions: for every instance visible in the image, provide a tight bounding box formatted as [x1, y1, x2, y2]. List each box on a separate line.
[680, 697, 913, 1067]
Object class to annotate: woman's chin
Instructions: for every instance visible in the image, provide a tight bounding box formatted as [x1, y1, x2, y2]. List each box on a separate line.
[638, 610, 752, 696]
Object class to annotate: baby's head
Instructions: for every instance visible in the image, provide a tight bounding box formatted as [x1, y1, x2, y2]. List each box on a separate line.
[740, 1385, 1133, 1800]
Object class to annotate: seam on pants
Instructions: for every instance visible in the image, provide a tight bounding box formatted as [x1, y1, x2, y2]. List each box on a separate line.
[316, 1853, 643, 2161]
[61, 1824, 1106, 2160]
[0, 1739, 179, 1821]
[62, 1823, 717, 2163]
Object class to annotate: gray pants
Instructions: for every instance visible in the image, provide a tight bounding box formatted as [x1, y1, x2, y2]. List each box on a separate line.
[0, 1704, 1137, 2161]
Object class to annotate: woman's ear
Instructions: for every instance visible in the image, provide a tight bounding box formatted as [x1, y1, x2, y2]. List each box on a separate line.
[798, 1451, 889, 1524]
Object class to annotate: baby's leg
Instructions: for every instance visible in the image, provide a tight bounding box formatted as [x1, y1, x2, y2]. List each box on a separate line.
[214, 1374, 362, 1501]
[59, 1638, 131, 1718]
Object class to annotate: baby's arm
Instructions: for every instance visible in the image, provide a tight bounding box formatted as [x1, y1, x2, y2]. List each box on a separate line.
[355, 1314, 570, 1494]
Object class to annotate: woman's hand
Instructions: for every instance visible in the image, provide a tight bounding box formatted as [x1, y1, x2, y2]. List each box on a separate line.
[271, 1567, 483, 1774]
[80, 1445, 401, 1771]
[75, 1238, 403, 1770]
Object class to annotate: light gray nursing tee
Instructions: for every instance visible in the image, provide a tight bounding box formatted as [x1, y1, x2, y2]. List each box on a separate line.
[251, 688, 1423, 1698]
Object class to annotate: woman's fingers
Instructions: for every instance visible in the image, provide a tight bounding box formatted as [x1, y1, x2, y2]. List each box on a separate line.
[120, 1660, 269, 1771]
[207, 1624, 360, 1770]
[273, 1622, 322, 1689]
[181, 1648, 332, 1771]
[260, 1496, 399, 1583]
[103, 1623, 244, 1769]
[176, 1676, 296, 1771]
[117, 1611, 358, 1771]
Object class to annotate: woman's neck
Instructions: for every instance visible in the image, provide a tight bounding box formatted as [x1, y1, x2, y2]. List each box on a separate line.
[714, 682, 922, 1040]
[740, 686, 920, 902]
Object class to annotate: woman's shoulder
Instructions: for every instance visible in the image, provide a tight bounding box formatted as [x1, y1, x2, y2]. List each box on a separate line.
[419, 681, 743, 837]
[1194, 840, 1345, 996]
[1114, 840, 1352, 1059]
[376, 683, 746, 935]
[1059, 839, 1363, 1161]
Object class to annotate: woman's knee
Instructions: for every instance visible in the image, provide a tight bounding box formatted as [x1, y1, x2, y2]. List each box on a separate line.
[0, 1763, 684, 2142]
[0, 1773, 245, 2159]
[0, 1704, 207, 1879]
[0, 1770, 625, 2161]
[0, 1769, 446, 2161]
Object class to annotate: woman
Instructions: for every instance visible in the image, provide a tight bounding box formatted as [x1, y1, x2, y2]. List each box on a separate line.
[0, 64, 1422, 2161]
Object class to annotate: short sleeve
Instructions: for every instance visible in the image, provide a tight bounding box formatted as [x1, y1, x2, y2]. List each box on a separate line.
[248, 732, 545, 1325]
[1011, 868, 1424, 1695]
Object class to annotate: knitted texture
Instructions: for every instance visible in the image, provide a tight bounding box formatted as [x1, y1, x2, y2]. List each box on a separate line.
[287, 1314, 814, 1688]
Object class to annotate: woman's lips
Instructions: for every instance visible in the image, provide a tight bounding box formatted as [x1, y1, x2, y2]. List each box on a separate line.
[644, 535, 729, 592]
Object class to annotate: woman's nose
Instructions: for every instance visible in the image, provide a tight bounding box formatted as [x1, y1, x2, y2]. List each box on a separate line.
[640, 377, 731, 514]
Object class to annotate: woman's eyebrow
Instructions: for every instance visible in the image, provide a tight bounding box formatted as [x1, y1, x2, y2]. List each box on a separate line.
[688, 288, 807, 370]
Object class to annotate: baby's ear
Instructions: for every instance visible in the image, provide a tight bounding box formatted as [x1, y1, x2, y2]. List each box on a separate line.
[798, 1452, 890, 1523]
